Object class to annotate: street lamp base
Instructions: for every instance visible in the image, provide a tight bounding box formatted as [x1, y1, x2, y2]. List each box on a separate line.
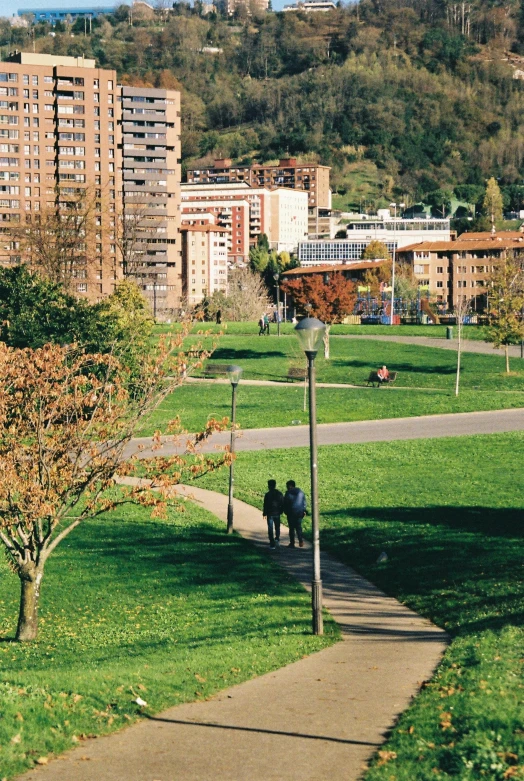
[312, 579, 323, 635]
[226, 503, 234, 534]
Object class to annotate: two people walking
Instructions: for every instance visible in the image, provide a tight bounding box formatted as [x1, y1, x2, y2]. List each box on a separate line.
[258, 313, 270, 335]
[263, 479, 306, 549]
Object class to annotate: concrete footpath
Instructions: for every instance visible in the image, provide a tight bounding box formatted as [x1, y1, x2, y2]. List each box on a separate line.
[126, 407, 524, 458]
[20, 486, 447, 781]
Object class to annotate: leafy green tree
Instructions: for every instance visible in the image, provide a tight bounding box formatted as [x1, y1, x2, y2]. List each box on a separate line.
[0, 268, 153, 388]
[486, 252, 524, 373]
[249, 245, 270, 273]
[362, 240, 390, 260]
[483, 177, 504, 226]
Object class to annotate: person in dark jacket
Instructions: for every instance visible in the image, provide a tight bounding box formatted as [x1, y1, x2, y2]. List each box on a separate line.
[283, 480, 307, 548]
[263, 479, 284, 549]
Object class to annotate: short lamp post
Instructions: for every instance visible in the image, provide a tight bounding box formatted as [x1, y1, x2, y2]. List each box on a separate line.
[226, 364, 243, 534]
[294, 317, 326, 635]
[389, 202, 405, 325]
[274, 272, 281, 337]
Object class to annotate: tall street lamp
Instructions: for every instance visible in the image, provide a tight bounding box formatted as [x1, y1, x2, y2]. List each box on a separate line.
[226, 364, 243, 534]
[389, 202, 405, 325]
[294, 316, 326, 635]
[274, 272, 281, 336]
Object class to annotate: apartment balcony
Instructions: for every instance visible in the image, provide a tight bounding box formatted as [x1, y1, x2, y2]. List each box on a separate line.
[122, 170, 168, 182]
[122, 160, 167, 172]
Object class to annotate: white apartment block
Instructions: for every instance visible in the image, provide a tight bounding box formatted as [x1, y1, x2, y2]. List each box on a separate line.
[270, 187, 308, 253]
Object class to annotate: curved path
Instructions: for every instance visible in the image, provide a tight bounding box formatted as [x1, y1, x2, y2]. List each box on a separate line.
[334, 333, 524, 358]
[20, 484, 447, 781]
[126, 408, 524, 458]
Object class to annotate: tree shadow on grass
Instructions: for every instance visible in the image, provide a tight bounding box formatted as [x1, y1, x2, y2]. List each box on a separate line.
[330, 358, 455, 376]
[319, 505, 524, 637]
[324, 505, 523, 538]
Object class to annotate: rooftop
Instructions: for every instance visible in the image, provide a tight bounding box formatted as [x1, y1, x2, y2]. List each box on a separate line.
[282, 261, 389, 276]
[4, 51, 96, 68]
[399, 239, 524, 252]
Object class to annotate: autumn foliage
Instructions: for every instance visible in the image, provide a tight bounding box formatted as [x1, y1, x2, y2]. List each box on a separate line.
[0, 329, 228, 641]
[281, 272, 356, 324]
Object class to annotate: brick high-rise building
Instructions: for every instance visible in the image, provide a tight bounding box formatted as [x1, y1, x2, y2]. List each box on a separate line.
[119, 86, 182, 318]
[1, 51, 120, 300]
[186, 157, 330, 210]
[1, 53, 183, 316]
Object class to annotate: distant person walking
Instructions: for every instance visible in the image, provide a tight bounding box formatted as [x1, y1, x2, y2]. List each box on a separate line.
[264, 313, 270, 335]
[216, 309, 222, 325]
[283, 480, 307, 548]
[263, 479, 284, 550]
[258, 314, 266, 336]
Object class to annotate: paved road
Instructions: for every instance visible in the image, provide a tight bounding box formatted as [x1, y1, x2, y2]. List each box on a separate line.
[20, 484, 447, 781]
[335, 333, 524, 358]
[126, 408, 524, 458]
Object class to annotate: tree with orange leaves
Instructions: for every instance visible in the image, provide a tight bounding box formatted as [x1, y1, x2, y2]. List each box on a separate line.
[0, 328, 228, 641]
[281, 272, 356, 358]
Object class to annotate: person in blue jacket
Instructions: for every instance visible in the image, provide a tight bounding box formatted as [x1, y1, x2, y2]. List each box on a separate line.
[283, 480, 307, 548]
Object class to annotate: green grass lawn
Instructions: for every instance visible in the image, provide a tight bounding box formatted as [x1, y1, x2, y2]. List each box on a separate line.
[182, 334, 522, 390]
[198, 432, 524, 781]
[138, 382, 524, 435]
[159, 321, 488, 340]
[136, 334, 524, 435]
[0, 501, 336, 778]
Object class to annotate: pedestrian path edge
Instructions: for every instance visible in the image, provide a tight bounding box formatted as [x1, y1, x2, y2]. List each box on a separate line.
[19, 484, 448, 781]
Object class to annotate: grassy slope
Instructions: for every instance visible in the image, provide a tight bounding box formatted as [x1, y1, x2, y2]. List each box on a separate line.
[198, 433, 524, 781]
[139, 383, 524, 434]
[137, 333, 524, 435]
[0, 501, 336, 778]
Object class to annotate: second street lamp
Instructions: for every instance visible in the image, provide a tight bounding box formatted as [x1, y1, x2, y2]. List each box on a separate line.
[226, 364, 242, 534]
[274, 272, 281, 337]
[294, 316, 326, 635]
[389, 201, 405, 326]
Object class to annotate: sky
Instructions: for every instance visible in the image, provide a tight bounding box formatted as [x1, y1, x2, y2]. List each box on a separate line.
[1, 0, 289, 20]
[2, 0, 130, 18]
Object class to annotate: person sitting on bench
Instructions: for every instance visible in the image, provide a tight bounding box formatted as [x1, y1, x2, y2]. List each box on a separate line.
[377, 365, 390, 383]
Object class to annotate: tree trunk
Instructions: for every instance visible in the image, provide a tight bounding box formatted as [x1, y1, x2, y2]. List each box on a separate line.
[16, 564, 43, 642]
[505, 344, 510, 373]
[455, 338, 461, 396]
[323, 325, 331, 360]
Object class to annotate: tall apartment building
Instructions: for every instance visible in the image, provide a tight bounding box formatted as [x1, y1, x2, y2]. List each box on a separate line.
[186, 157, 330, 210]
[181, 181, 308, 257]
[119, 86, 182, 317]
[0, 51, 120, 299]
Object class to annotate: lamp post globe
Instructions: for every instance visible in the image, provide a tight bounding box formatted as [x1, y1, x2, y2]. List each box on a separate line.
[226, 364, 242, 534]
[295, 316, 326, 355]
[294, 316, 326, 635]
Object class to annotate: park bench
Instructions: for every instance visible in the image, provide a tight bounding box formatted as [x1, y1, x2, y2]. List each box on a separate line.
[366, 371, 398, 388]
[286, 367, 307, 382]
[203, 363, 231, 378]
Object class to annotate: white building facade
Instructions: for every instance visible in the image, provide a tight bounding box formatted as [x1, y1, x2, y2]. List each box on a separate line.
[299, 218, 451, 267]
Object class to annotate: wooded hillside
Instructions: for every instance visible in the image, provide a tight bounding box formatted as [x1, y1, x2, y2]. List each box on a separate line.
[3, 0, 524, 210]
